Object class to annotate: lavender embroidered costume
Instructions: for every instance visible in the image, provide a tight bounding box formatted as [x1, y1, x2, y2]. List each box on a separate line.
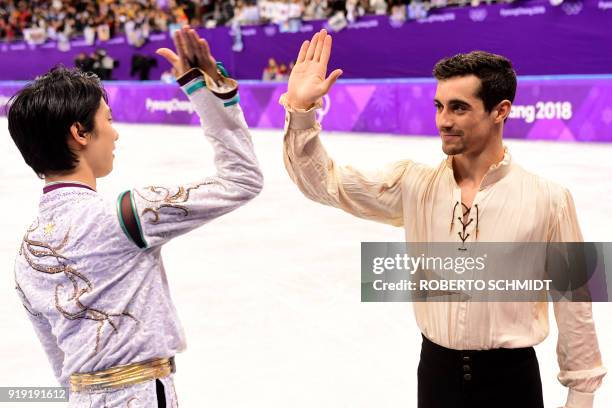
[13, 69, 263, 407]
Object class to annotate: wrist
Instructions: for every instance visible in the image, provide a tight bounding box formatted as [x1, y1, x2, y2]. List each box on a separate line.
[286, 95, 314, 110]
[279, 93, 322, 115]
[206, 69, 222, 83]
[177, 67, 203, 87]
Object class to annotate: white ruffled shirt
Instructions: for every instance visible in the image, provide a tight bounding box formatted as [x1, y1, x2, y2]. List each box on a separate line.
[280, 93, 606, 408]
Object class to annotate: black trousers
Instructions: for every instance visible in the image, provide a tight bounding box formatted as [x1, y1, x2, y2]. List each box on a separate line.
[417, 334, 544, 408]
[156, 379, 166, 408]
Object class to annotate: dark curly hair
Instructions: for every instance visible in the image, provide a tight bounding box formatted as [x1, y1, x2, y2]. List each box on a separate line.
[7, 66, 108, 178]
[433, 51, 517, 112]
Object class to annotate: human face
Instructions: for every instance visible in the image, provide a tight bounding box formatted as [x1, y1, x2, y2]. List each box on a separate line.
[83, 98, 119, 178]
[434, 75, 497, 157]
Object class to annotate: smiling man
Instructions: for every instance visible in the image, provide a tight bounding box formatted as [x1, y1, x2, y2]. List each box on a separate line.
[281, 29, 606, 408]
[9, 26, 262, 407]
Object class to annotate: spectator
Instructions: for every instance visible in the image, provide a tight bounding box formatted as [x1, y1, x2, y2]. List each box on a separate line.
[74, 51, 95, 73]
[0, 0, 517, 43]
[83, 19, 96, 45]
[346, 0, 365, 22]
[370, 0, 387, 15]
[328, 0, 347, 16]
[277, 63, 288, 80]
[262, 57, 278, 81]
[286, 0, 303, 31]
[262, 58, 294, 81]
[130, 52, 157, 80]
[407, 1, 428, 20]
[242, 0, 262, 24]
[90, 48, 117, 80]
[430, 0, 448, 7]
[152, 9, 169, 32]
[212, 0, 235, 26]
[303, 0, 329, 20]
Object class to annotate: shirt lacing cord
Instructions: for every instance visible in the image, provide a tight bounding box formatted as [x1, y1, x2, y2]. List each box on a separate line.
[450, 201, 480, 242]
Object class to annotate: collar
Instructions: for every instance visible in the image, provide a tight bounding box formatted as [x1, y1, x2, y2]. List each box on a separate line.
[43, 181, 96, 194]
[445, 146, 512, 190]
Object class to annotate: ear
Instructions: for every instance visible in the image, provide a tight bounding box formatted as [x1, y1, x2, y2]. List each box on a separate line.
[493, 100, 512, 124]
[69, 123, 89, 148]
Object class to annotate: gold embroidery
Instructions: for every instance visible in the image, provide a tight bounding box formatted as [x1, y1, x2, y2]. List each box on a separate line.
[44, 223, 54, 235]
[135, 181, 218, 224]
[126, 396, 138, 407]
[21, 220, 138, 356]
[70, 357, 174, 392]
[15, 283, 41, 317]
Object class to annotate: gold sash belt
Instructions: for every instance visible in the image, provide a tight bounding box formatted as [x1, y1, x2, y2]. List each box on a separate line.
[70, 357, 175, 393]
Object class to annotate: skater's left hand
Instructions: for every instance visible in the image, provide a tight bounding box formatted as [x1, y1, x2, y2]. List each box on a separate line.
[156, 25, 221, 82]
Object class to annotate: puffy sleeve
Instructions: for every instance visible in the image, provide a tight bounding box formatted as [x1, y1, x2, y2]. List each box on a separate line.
[550, 188, 607, 408]
[281, 93, 412, 227]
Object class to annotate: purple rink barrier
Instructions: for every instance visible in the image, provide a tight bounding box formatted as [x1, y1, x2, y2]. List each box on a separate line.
[1, 75, 611, 142]
[0, 0, 612, 80]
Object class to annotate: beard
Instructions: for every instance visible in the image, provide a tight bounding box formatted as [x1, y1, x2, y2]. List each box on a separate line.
[442, 144, 465, 155]
[441, 136, 466, 155]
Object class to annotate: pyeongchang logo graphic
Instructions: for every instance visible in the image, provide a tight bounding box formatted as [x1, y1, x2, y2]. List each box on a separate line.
[469, 8, 487, 22]
[316, 95, 331, 123]
[500, 6, 545, 17]
[562, 1, 583, 15]
[598, 1, 612, 10]
[263, 26, 277, 37]
[145, 98, 195, 114]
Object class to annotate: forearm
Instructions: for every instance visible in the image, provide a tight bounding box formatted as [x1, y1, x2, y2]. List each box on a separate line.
[281, 94, 336, 204]
[280, 93, 405, 226]
[125, 68, 263, 248]
[554, 301, 606, 408]
[178, 67, 263, 195]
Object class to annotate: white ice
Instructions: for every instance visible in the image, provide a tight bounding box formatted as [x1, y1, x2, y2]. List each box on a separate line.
[1, 118, 611, 407]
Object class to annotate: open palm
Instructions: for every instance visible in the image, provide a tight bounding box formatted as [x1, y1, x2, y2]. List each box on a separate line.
[287, 29, 343, 110]
[156, 25, 220, 81]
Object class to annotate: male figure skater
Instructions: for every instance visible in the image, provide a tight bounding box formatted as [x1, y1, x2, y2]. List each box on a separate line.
[9, 27, 262, 406]
[281, 29, 606, 408]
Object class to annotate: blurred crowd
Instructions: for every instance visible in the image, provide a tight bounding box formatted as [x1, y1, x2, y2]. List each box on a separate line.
[0, 0, 189, 44]
[0, 0, 523, 43]
[262, 57, 294, 81]
[234, 0, 519, 28]
[74, 49, 117, 79]
[74, 48, 158, 80]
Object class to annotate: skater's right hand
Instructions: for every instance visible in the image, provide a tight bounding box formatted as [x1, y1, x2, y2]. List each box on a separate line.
[156, 26, 221, 81]
[286, 29, 343, 110]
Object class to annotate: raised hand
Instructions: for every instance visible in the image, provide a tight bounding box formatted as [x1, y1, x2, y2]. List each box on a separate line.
[156, 26, 221, 81]
[286, 29, 343, 110]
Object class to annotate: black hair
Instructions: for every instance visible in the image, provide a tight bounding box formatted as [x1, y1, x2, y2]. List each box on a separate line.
[433, 51, 517, 112]
[7, 66, 108, 178]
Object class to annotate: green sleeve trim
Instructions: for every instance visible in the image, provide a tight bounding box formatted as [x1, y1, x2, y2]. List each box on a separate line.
[216, 62, 229, 78]
[129, 191, 148, 248]
[185, 80, 206, 95]
[186, 80, 206, 95]
[224, 93, 240, 107]
[116, 191, 136, 246]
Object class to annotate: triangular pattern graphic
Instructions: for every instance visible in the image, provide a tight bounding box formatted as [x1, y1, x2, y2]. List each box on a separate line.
[345, 86, 377, 115]
[557, 126, 576, 142]
[257, 113, 275, 128]
[250, 86, 278, 113]
[526, 118, 566, 141]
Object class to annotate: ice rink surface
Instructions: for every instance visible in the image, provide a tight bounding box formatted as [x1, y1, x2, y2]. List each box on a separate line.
[1, 117, 611, 407]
